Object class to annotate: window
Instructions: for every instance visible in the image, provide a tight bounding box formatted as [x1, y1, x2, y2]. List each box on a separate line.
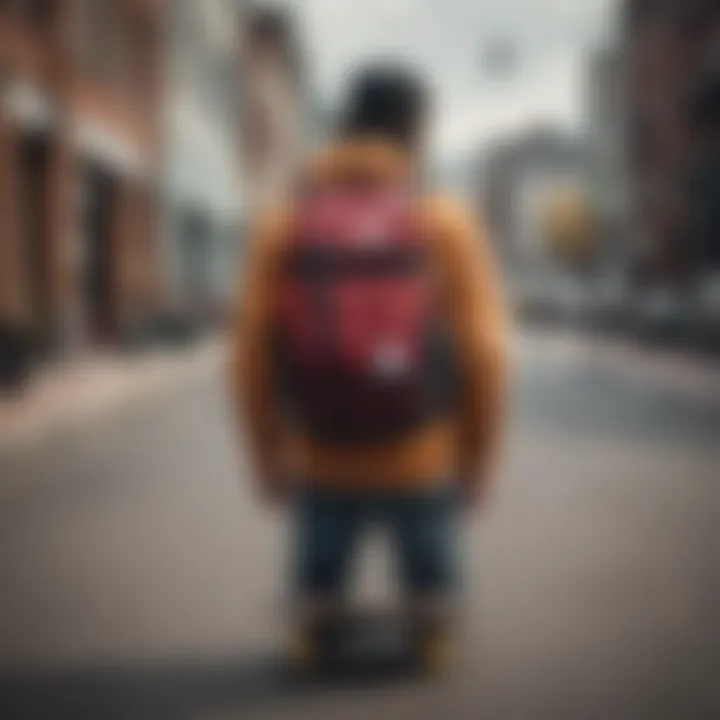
[7, 0, 53, 30]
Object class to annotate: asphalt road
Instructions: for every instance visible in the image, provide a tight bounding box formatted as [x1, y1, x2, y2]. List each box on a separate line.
[0, 332, 718, 720]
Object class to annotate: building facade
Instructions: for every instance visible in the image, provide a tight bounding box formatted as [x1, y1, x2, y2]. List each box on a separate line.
[586, 41, 630, 274]
[625, 0, 720, 285]
[161, 0, 243, 322]
[0, 0, 164, 364]
[240, 5, 305, 210]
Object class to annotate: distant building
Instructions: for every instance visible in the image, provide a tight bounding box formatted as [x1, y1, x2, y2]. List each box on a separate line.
[0, 0, 165, 359]
[586, 42, 630, 274]
[304, 90, 334, 152]
[240, 5, 305, 209]
[625, 0, 720, 285]
[162, 0, 244, 322]
[479, 125, 590, 276]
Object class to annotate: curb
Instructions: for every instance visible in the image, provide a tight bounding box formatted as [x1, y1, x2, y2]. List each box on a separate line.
[0, 341, 225, 460]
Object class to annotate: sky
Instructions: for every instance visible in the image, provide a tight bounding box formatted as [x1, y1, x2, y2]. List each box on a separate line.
[283, 0, 619, 161]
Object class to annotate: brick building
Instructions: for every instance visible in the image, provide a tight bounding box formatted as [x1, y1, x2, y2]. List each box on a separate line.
[0, 0, 164, 368]
[625, 0, 720, 285]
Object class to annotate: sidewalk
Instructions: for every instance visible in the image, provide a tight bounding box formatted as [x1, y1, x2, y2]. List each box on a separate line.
[0, 337, 226, 456]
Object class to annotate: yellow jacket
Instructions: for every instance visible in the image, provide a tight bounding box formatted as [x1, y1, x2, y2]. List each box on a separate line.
[230, 137, 508, 493]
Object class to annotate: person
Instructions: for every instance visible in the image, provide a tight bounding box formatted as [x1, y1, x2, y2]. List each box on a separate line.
[230, 64, 508, 671]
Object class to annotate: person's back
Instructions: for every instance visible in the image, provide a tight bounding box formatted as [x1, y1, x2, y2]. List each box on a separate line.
[230, 64, 508, 671]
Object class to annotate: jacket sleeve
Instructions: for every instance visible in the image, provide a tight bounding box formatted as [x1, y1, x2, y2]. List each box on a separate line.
[434, 199, 509, 489]
[228, 208, 288, 489]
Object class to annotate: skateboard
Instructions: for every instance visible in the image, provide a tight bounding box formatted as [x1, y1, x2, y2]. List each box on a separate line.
[289, 607, 453, 679]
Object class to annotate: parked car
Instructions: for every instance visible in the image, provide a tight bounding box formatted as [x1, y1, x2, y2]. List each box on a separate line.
[630, 287, 693, 345]
[551, 276, 594, 327]
[0, 324, 34, 391]
[689, 274, 720, 352]
[587, 275, 631, 332]
[513, 278, 562, 325]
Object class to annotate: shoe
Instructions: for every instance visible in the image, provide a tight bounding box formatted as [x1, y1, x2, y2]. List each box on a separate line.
[289, 630, 321, 672]
[289, 615, 341, 673]
[416, 631, 454, 676]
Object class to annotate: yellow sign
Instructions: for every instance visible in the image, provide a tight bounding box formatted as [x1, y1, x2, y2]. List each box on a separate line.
[539, 184, 598, 263]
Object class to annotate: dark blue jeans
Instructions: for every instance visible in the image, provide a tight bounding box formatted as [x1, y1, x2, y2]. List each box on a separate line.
[294, 486, 458, 601]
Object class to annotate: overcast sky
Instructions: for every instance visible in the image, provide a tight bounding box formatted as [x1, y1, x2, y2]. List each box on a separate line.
[284, 0, 619, 160]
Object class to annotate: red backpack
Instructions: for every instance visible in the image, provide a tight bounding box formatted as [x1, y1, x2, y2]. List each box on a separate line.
[275, 183, 458, 444]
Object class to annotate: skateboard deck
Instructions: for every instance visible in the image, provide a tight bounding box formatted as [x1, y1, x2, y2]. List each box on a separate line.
[290, 608, 430, 679]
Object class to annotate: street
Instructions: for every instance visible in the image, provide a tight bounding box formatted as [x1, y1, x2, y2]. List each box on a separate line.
[0, 331, 718, 720]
